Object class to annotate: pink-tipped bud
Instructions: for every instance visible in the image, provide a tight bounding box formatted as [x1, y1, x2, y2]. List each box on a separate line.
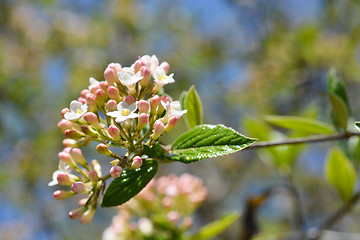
[150, 95, 160, 115]
[65, 129, 85, 139]
[99, 81, 109, 92]
[61, 108, 70, 118]
[107, 86, 122, 102]
[160, 62, 170, 74]
[110, 166, 123, 179]
[164, 116, 179, 132]
[77, 97, 86, 104]
[104, 65, 117, 86]
[80, 207, 96, 224]
[96, 143, 112, 157]
[81, 125, 99, 138]
[124, 95, 135, 105]
[69, 206, 87, 220]
[78, 198, 88, 207]
[131, 156, 142, 169]
[95, 89, 107, 105]
[106, 100, 118, 112]
[57, 172, 75, 186]
[62, 138, 80, 148]
[83, 112, 102, 130]
[138, 100, 150, 114]
[167, 211, 180, 224]
[136, 113, 149, 131]
[53, 190, 75, 200]
[85, 93, 97, 112]
[140, 66, 151, 88]
[90, 84, 101, 95]
[88, 170, 99, 182]
[108, 125, 121, 141]
[160, 95, 170, 103]
[151, 119, 165, 140]
[70, 148, 87, 166]
[134, 59, 144, 73]
[58, 151, 77, 168]
[162, 197, 172, 208]
[91, 160, 102, 177]
[58, 119, 73, 133]
[81, 89, 91, 98]
[72, 182, 88, 194]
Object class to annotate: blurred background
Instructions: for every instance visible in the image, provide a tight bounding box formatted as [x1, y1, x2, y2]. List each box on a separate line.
[1, 0, 360, 239]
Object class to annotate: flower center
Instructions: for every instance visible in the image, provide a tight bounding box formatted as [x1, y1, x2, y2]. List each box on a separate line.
[121, 109, 130, 116]
[158, 75, 167, 81]
[76, 109, 83, 114]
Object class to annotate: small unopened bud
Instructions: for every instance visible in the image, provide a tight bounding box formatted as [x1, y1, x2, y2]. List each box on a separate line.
[69, 206, 87, 220]
[81, 89, 90, 98]
[110, 166, 123, 178]
[134, 59, 144, 73]
[89, 84, 100, 95]
[81, 125, 99, 138]
[78, 198, 88, 206]
[58, 151, 77, 168]
[131, 156, 142, 169]
[83, 112, 102, 130]
[53, 190, 75, 200]
[95, 89, 107, 105]
[96, 143, 112, 157]
[110, 159, 119, 166]
[160, 95, 170, 104]
[167, 211, 180, 224]
[63, 138, 80, 148]
[136, 113, 149, 131]
[72, 182, 88, 194]
[65, 129, 85, 139]
[106, 100, 118, 112]
[88, 170, 99, 182]
[91, 160, 102, 177]
[104, 64, 118, 86]
[162, 197, 172, 208]
[99, 81, 109, 92]
[61, 108, 70, 118]
[70, 148, 87, 166]
[124, 95, 135, 105]
[140, 66, 151, 88]
[164, 116, 179, 132]
[85, 93, 97, 112]
[138, 100, 150, 114]
[150, 95, 160, 115]
[58, 119, 73, 133]
[108, 125, 121, 141]
[160, 62, 170, 74]
[57, 172, 75, 186]
[107, 86, 122, 102]
[151, 119, 165, 140]
[77, 97, 86, 104]
[80, 207, 96, 224]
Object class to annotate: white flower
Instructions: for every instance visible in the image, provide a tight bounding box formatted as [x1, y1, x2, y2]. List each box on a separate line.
[64, 100, 88, 120]
[152, 66, 175, 92]
[118, 67, 143, 89]
[161, 100, 187, 123]
[88, 77, 99, 90]
[141, 55, 159, 71]
[107, 101, 139, 123]
[48, 161, 71, 186]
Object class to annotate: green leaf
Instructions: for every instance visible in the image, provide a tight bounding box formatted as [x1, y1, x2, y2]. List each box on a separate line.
[143, 143, 164, 160]
[166, 124, 257, 163]
[325, 148, 357, 202]
[328, 69, 350, 110]
[101, 160, 158, 207]
[184, 85, 203, 128]
[187, 213, 239, 240]
[265, 115, 334, 135]
[179, 90, 188, 111]
[355, 122, 360, 131]
[329, 93, 349, 131]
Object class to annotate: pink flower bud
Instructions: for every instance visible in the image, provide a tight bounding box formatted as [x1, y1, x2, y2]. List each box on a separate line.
[140, 66, 151, 87]
[138, 100, 150, 114]
[53, 190, 75, 200]
[83, 112, 102, 130]
[151, 119, 165, 140]
[77, 97, 86, 104]
[80, 207, 96, 224]
[104, 65, 118, 86]
[72, 182, 88, 194]
[124, 95, 135, 105]
[96, 143, 112, 157]
[58, 119, 73, 133]
[99, 81, 109, 92]
[65, 129, 85, 139]
[81, 125, 99, 138]
[167, 211, 180, 224]
[88, 170, 99, 182]
[134, 59, 144, 73]
[95, 88, 107, 105]
[81, 89, 90, 98]
[70, 148, 87, 166]
[61, 108, 70, 118]
[136, 113, 149, 131]
[164, 116, 179, 132]
[57, 172, 74, 185]
[160, 62, 170, 74]
[160, 95, 170, 103]
[150, 95, 160, 115]
[85, 93, 97, 112]
[131, 156, 142, 169]
[69, 206, 87, 220]
[91, 159, 102, 177]
[162, 197, 172, 208]
[62, 138, 80, 148]
[58, 151, 77, 168]
[106, 100, 118, 112]
[78, 198, 88, 206]
[108, 125, 121, 141]
[107, 86, 122, 102]
[110, 166, 123, 179]
[89, 84, 101, 95]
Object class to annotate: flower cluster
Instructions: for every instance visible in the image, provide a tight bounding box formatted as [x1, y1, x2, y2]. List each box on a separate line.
[102, 174, 208, 240]
[50, 55, 187, 223]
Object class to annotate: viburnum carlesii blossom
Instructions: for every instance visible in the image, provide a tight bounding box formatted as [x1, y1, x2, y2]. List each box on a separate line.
[118, 67, 143, 94]
[64, 100, 88, 121]
[141, 54, 159, 71]
[104, 63, 122, 86]
[110, 166, 123, 179]
[131, 156, 142, 169]
[161, 100, 187, 123]
[48, 161, 72, 186]
[89, 77, 100, 91]
[151, 119, 165, 140]
[152, 66, 175, 92]
[107, 101, 139, 123]
[164, 116, 179, 132]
